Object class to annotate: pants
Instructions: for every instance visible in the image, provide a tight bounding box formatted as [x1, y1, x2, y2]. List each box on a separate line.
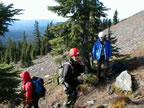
[64, 88, 78, 108]
[26, 98, 39, 108]
[97, 56, 109, 80]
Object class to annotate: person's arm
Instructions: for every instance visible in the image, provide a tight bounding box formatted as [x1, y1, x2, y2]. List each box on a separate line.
[108, 41, 112, 57]
[79, 61, 85, 74]
[63, 64, 72, 84]
[25, 82, 33, 106]
[92, 42, 98, 59]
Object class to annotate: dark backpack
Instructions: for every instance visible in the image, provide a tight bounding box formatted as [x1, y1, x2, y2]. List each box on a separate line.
[57, 62, 72, 85]
[31, 76, 46, 98]
[111, 61, 127, 74]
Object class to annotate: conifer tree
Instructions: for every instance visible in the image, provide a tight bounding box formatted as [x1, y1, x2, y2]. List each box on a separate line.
[40, 37, 46, 56]
[9, 42, 16, 62]
[33, 21, 41, 56]
[48, 0, 107, 71]
[16, 41, 22, 62]
[20, 32, 28, 67]
[42, 22, 55, 54]
[5, 38, 12, 64]
[12, 42, 17, 63]
[21, 32, 27, 45]
[113, 10, 119, 25]
[25, 43, 33, 66]
[0, 40, 4, 62]
[0, 3, 22, 36]
[30, 46, 36, 60]
[0, 63, 23, 107]
[107, 21, 121, 57]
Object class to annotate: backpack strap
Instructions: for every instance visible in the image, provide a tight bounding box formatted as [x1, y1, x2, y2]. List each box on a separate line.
[62, 62, 73, 88]
[63, 62, 72, 68]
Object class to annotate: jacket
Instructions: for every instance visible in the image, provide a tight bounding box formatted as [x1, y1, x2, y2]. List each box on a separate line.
[63, 58, 85, 89]
[92, 38, 112, 60]
[20, 71, 33, 103]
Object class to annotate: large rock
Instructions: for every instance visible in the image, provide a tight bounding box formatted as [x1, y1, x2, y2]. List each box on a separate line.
[114, 70, 132, 91]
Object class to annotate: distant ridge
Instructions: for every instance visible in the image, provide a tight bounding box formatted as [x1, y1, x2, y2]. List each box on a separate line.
[0, 19, 63, 44]
[104, 10, 144, 54]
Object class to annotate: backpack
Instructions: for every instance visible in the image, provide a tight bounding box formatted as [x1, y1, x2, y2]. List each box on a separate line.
[57, 62, 72, 85]
[31, 76, 46, 98]
[111, 61, 127, 74]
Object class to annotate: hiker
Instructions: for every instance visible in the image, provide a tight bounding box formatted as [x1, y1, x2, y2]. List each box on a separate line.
[63, 48, 85, 108]
[20, 71, 39, 108]
[92, 32, 112, 82]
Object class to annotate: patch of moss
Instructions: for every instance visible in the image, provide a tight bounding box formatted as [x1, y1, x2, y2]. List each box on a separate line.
[83, 73, 98, 84]
[44, 73, 59, 88]
[79, 83, 89, 91]
[108, 96, 131, 108]
[111, 83, 133, 95]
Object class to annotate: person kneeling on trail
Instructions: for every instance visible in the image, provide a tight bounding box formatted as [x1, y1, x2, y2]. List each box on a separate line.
[63, 48, 85, 108]
[92, 32, 112, 82]
[20, 71, 40, 108]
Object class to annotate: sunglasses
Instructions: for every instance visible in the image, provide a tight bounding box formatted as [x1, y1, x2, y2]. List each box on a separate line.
[74, 55, 80, 57]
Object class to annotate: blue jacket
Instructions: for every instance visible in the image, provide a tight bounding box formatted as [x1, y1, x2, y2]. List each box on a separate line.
[92, 38, 112, 60]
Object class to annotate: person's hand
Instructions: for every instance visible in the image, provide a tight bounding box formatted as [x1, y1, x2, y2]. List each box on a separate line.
[79, 91, 84, 96]
[26, 104, 30, 107]
[23, 103, 26, 108]
[93, 60, 97, 63]
[77, 76, 84, 81]
[109, 57, 113, 61]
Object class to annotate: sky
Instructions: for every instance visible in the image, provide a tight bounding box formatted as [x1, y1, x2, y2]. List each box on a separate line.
[0, 0, 144, 21]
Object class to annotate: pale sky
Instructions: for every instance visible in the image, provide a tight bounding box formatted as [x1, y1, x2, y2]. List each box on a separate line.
[0, 0, 144, 21]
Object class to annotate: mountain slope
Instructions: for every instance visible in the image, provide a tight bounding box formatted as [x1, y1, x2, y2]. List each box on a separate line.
[17, 11, 144, 108]
[104, 10, 144, 54]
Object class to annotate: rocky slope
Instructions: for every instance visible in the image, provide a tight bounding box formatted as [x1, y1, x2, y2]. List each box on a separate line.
[104, 10, 144, 54]
[20, 52, 144, 108]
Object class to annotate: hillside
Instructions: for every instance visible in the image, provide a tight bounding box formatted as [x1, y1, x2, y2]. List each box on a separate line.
[16, 11, 144, 108]
[104, 10, 144, 55]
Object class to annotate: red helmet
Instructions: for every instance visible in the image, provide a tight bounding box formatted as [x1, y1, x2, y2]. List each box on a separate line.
[69, 48, 80, 56]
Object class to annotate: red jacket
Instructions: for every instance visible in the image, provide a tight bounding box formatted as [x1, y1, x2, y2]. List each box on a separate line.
[20, 71, 33, 103]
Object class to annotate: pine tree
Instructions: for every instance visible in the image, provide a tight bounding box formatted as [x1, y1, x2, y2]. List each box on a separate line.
[5, 38, 12, 64]
[16, 41, 22, 62]
[42, 22, 55, 54]
[9, 42, 16, 62]
[48, 0, 108, 71]
[25, 43, 33, 66]
[0, 3, 22, 36]
[107, 22, 121, 57]
[40, 37, 45, 56]
[20, 33, 28, 67]
[21, 32, 27, 45]
[12, 42, 17, 63]
[30, 46, 36, 60]
[33, 21, 41, 56]
[0, 63, 23, 106]
[0, 40, 4, 62]
[113, 10, 119, 25]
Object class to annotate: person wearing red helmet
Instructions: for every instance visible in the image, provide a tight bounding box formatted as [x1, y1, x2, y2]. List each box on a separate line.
[63, 48, 85, 108]
[20, 71, 40, 108]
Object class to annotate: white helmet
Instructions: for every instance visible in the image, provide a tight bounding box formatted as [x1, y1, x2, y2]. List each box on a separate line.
[98, 32, 105, 38]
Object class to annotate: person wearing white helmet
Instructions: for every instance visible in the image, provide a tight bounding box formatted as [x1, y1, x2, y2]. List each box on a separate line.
[92, 32, 112, 82]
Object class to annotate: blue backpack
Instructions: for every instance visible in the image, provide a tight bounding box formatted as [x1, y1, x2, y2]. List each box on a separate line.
[31, 76, 46, 98]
